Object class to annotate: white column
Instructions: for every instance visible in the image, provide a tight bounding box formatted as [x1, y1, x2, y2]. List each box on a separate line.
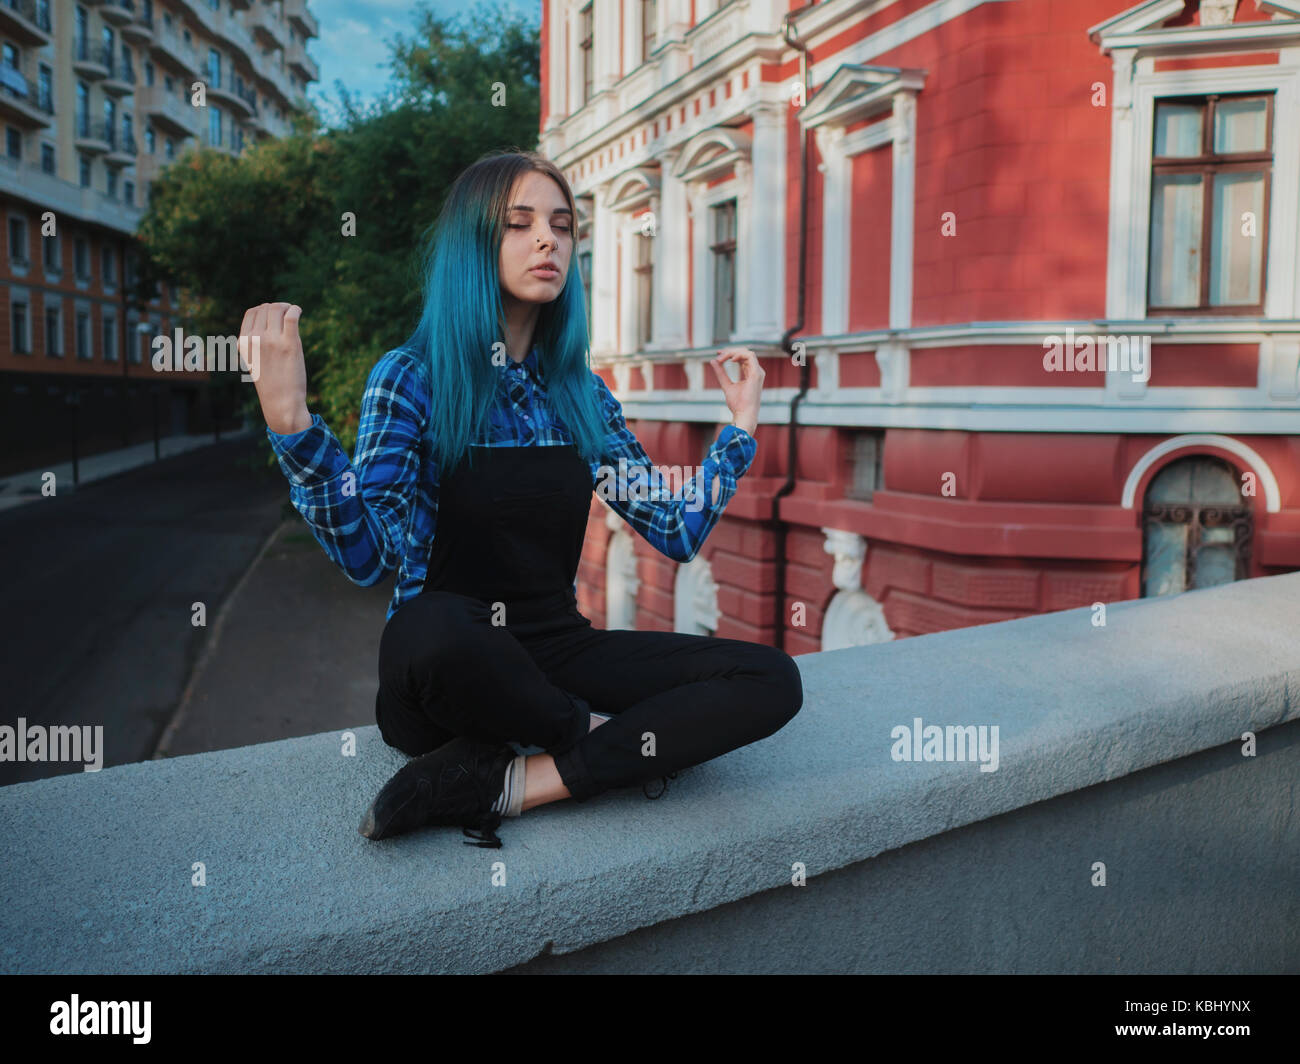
[622, 0, 638, 73]
[688, 183, 707, 348]
[889, 90, 917, 330]
[654, 147, 689, 349]
[594, 0, 619, 95]
[545, 0, 565, 129]
[744, 102, 786, 338]
[734, 158, 752, 342]
[619, 210, 637, 354]
[816, 125, 849, 337]
[662, 0, 691, 42]
[591, 183, 619, 356]
[1105, 47, 1139, 319]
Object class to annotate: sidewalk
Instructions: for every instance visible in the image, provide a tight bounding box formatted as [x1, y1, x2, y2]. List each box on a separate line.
[0, 426, 256, 512]
[153, 517, 392, 758]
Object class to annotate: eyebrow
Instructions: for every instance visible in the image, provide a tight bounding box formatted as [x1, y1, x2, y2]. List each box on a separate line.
[508, 205, 573, 215]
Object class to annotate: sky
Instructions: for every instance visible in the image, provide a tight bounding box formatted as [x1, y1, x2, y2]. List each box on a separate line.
[304, 0, 543, 126]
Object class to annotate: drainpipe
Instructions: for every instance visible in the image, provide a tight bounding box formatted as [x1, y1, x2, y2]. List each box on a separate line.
[770, 7, 816, 653]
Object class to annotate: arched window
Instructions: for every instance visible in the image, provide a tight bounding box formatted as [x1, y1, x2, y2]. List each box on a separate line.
[1141, 455, 1253, 597]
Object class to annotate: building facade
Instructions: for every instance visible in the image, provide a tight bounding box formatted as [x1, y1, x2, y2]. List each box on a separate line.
[0, 0, 318, 475]
[540, 0, 1300, 653]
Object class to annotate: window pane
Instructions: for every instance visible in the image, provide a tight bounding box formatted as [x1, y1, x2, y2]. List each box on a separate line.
[1209, 171, 1264, 305]
[1144, 522, 1188, 596]
[1154, 102, 1203, 157]
[1213, 97, 1267, 154]
[1193, 541, 1236, 588]
[1149, 173, 1204, 306]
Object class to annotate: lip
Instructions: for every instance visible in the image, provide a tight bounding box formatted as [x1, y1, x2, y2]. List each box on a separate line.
[530, 265, 561, 278]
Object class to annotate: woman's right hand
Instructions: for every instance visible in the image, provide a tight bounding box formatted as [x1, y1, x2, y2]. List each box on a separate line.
[241, 302, 311, 435]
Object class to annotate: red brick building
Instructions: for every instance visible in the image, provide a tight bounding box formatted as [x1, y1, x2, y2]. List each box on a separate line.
[541, 0, 1300, 652]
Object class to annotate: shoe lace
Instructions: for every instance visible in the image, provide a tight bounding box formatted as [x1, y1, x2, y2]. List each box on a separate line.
[463, 810, 504, 848]
[453, 748, 508, 848]
[642, 771, 679, 800]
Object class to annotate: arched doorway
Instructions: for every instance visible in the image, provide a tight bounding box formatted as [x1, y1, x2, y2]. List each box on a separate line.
[1141, 455, 1253, 597]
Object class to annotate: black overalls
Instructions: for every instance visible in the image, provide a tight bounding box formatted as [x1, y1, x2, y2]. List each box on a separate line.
[373, 416, 804, 805]
[421, 442, 594, 635]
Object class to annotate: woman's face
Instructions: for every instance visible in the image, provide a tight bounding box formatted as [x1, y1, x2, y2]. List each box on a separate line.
[498, 170, 573, 305]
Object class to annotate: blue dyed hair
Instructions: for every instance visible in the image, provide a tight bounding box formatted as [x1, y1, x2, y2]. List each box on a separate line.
[401, 148, 607, 476]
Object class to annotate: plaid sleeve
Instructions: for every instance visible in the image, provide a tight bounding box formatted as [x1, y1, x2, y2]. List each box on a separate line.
[590, 371, 757, 562]
[265, 348, 428, 587]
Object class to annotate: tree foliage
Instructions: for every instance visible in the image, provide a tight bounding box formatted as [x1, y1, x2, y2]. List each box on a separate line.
[135, 0, 541, 454]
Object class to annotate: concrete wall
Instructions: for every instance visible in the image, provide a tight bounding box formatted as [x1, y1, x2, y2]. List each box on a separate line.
[2, 571, 1297, 974]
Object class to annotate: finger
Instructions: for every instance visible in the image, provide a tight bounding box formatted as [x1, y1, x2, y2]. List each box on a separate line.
[239, 305, 255, 338]
[268, 303, 288, 333]
[284, 304, 302, 333]
[252, 303, 269, 336]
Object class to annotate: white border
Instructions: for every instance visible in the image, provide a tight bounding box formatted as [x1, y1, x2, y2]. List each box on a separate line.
[1120, 433, 1282, 511]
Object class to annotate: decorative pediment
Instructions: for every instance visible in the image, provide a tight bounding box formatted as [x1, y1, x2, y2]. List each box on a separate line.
[672, 127, 752, 183]
[1088, 0, 1300, 54]
[607, 167, 660, 212]
[800, 64, 926, 132]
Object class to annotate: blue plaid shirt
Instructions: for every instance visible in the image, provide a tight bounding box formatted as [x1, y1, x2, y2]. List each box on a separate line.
[266, 344, 758, 621]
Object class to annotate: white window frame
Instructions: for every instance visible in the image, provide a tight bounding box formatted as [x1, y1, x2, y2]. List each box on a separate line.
[75, 303, 92, 360]
[1106, 58, 1300, 321]
[801, 65, 925, 336]
[11, 287, 32, 354]
[42, 295, 62, 357]
[103, 309, 117, 362]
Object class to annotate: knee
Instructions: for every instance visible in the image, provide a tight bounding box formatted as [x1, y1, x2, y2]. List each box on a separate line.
[380, 592, 485, 675]
[748, 645, 803, 731]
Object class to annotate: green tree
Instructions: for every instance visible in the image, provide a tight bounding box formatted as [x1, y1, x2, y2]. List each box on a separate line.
[136, 0, 541, 454]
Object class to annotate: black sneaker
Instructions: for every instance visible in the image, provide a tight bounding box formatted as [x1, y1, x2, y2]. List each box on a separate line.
[359, 736, 515, 847]
[642, 770, 680, 800]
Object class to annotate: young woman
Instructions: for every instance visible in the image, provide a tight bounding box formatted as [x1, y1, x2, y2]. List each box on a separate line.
[243, 149, 803, 848]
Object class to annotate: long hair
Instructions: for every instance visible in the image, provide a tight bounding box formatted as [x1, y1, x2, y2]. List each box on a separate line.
[402, 148, 607, 475]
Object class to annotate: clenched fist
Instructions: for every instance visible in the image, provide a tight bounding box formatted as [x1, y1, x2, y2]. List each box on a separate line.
[240, 302, 311, 435]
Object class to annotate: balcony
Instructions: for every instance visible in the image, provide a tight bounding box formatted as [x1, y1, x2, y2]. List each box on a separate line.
[286, 38, 317, 83]
[100, 0, 134, 26]
[122, 6, 154, 46]
[0, 58, 53, 128]
[285, 0, 317, 40]
[0, 0, 52, 47]
[73, 36, 112, 80]
[151, 27, 200, 79]
[101, 54, 136, 96]
[207, 72, 254, 117]
[105, 130, 138, 167]
[205, 0, 258, 65]
[249, 3, 286, 49]
[136, 82, 198, 137]
[74, 116, 112, 154]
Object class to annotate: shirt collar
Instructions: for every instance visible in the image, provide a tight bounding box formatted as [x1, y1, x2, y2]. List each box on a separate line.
[501, 343, 544, 385]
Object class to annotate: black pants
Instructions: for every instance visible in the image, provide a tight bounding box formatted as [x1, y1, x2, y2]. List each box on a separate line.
[374, 590, 803, 802]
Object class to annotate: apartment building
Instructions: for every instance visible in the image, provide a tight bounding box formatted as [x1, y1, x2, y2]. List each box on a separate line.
[0, 0, 318, 474]
[542, 0, 1300, 652]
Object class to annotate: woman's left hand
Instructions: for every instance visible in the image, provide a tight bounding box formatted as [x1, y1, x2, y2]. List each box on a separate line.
[709, 347, 764, 436]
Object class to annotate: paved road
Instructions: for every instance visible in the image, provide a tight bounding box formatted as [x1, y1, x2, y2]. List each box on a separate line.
[0, 435, 388, 787]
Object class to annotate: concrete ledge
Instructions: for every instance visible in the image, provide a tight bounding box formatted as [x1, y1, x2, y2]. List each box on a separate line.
[2, 573, 1299, 973]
